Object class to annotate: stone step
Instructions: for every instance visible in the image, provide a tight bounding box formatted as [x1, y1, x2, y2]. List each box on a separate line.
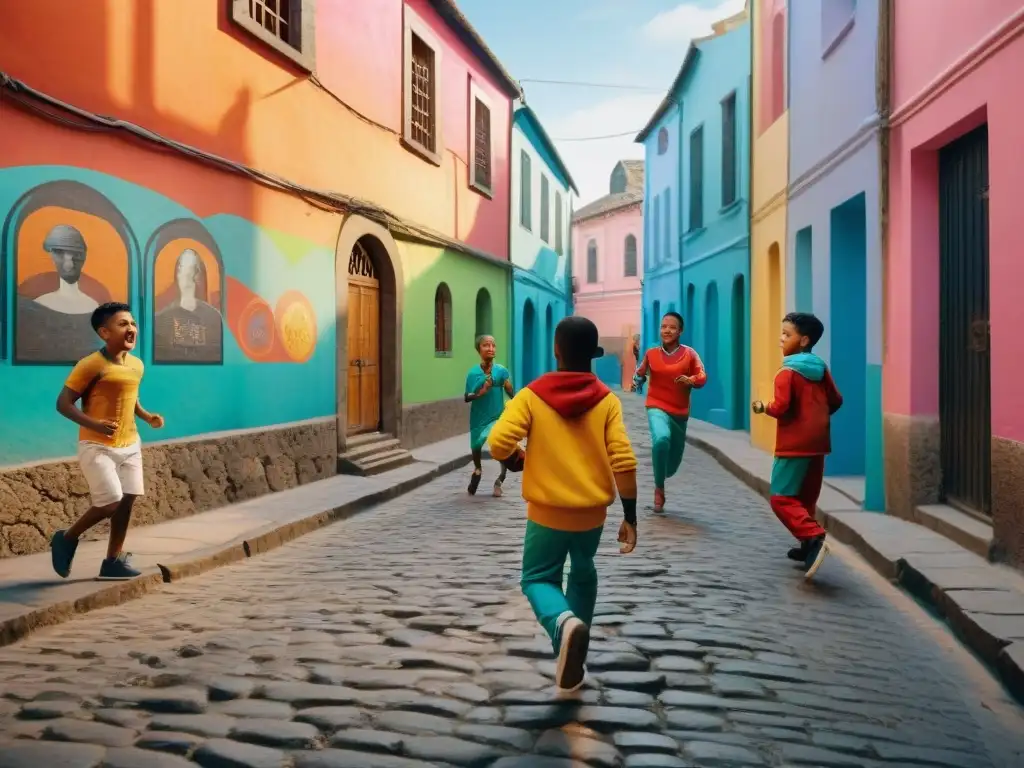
[345, 431, 393, 450]
[359, 449, 416, 476]
[343, 437, 402, 461]
[337, 433, 415, 477]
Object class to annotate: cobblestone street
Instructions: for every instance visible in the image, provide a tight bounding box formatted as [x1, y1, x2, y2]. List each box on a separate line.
[2, 398, 1024, 768]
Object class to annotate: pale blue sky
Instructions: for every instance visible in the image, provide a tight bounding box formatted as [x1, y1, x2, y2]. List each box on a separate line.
[458, 0, 746, 205]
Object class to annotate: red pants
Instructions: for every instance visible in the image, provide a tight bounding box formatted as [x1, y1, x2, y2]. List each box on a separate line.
[769, 455, 827, 540]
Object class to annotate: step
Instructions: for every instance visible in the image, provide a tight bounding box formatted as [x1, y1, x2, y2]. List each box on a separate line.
[913, 503, 993, 559]
[359, 449, 416, 476]
[342, 437, 402, 462]
[345, 431, 393, 450]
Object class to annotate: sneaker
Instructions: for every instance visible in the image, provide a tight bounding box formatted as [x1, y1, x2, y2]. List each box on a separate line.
[653, 488, 665, 514]
[555, 613, 590, 693]
[468, 470, 482, 496]
[98, 553, 141, 581]
[803, 536, 829, 580]
[50, 530, 79, 579]
[787, 541, 810, 562]
[492, 480, 503, 498]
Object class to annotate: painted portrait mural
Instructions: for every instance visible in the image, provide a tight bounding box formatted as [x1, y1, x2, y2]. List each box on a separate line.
[148, 219, 224, 364]
[5, 181, 135, 364]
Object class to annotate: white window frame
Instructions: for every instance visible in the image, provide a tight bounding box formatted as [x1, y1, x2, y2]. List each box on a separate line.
[403, 7, 444, 166]
[230, 0, 317, 72]
[468, 79, 493, 198]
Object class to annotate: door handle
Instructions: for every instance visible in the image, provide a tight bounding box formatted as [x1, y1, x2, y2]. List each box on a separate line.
[969, 319, 989, 352]
[350, 359, 363, 367]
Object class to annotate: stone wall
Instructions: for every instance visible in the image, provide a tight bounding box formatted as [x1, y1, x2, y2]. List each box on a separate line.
[992, 436, 1024, 567]
[882, 413, 941, 522]
[0, 419, 336, 558]
[401, 398, 467, 449]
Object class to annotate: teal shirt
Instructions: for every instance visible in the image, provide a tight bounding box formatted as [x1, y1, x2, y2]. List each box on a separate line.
[466, 363, 510, 450]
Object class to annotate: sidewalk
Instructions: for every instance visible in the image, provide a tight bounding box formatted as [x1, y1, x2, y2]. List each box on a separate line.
[0, 433, 475, 649]
[684, 417, 1024, 703]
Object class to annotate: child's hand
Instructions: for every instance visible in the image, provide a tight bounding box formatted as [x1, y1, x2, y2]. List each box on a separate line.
[501, 447, 526, 473]
[93, 418, 118, 437]
[751, 400, 765, 414]
[618, 521, 637, 554]
[147, 413, 165, 429]
[675, 375, 694, 387]
[479, 378, 492, 394]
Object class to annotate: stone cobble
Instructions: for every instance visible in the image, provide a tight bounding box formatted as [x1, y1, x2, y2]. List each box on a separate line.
[1, 395, 1024, 767]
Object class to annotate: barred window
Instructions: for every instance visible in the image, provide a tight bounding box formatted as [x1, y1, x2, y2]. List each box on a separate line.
[434, 283, 452, 355]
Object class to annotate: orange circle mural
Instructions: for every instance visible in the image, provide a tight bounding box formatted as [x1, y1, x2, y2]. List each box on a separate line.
[275, 290, 317, 364]
[237, 296, 276, 361]
[153, 238, 222, 313]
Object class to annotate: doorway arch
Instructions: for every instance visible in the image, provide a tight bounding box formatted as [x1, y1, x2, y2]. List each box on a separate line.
[767, 242, 782, 369]
[544, 303, 554, 373]
[475, 288, 492, 338]
[704, 281, 721, 411]
[335, 215, 403, 451]
[523, 299, 537, 384]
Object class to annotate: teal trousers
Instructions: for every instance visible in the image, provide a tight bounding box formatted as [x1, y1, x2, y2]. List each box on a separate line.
[520, 520, 604, 654]
[647, 408, 689, 489]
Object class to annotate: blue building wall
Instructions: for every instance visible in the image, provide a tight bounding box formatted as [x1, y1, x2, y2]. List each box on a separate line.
[787, 0, 884, 510]
[639, 17, 752, 431]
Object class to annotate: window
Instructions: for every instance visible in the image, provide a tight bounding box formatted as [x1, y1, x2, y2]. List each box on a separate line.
[721, 92, 737, 207]
[469, 82, 492, 196]
[540, 175, 550, 243]
[434, 283, 452, 355]
[520, 151, 532, 230]
[586, 241, 598, 283]
[822, 0, 856, 57]
[230, 0, 315, 70]
[475, 288, 492, 338]
[770, 12, 786, 125]
[664, 190, 671, 260]
[404, 11, 442, 165]
[689, 125, 704, 230]
[657, 128, 669, 155]
[652, 193, 660, 264]
[555, 192, 564, 255]
[624, 235, 638, 277]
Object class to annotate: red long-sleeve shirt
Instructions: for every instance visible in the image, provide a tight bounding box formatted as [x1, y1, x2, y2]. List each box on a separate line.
[765, 367, 843, 456]
[636, 345, 707, 417]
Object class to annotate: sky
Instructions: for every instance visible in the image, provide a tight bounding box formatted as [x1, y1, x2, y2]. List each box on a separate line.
[458, 0, 747, 206]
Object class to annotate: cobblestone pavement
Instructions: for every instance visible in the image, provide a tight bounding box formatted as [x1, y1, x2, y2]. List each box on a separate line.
[2, 398, 1024, 768]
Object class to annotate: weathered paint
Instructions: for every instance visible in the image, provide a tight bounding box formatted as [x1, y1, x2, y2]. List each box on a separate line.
[750, 0, 789, 451]
[787, 0, 884, 509]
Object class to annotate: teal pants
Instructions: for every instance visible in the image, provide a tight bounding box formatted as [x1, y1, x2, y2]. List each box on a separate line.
[521, 520, 604, 654]
[647, 408, 689, 489]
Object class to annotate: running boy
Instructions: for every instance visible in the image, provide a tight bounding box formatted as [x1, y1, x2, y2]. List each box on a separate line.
[633, 311, 706, 513]
[465, 334, 514, 497]
[50, 302, 164, 581]
[488, 316, 638, 694]
[752, 312, 842, 580]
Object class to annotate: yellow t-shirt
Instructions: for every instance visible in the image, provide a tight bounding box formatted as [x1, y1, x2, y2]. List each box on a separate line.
[64, 351, 145, 447]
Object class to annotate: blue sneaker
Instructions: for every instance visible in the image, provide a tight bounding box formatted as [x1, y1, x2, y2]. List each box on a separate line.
[50, 530, 78, 578]
[803, 535, 829, 580]
[98, 553, 141, 581]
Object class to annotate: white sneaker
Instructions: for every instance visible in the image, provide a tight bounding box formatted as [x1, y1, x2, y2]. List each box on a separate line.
[554, 613, 589, 693]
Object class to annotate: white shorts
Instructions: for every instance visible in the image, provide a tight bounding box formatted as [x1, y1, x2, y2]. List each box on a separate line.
[77, 441, 145, 507]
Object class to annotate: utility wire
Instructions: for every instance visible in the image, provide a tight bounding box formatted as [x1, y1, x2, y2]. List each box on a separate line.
[552, 129, 643, 142]
[519, 77, 663, 93]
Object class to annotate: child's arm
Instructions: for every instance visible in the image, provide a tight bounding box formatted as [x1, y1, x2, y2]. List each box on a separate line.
[605, 398, 639, 552]
[632, 350, 650, 390]
[487, 391, 531, 465]
[503, 378, 514, 398]
[56, 358, 115, 436]
[763, 370, 793, 418]
[135, 401, 165, 429]
[687, 350, 708, 389]
[464, 370, 489, 403]
[824, 370, 843, 414]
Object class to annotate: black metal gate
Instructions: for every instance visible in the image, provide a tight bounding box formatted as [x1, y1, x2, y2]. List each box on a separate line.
[938, 124, 991, 516]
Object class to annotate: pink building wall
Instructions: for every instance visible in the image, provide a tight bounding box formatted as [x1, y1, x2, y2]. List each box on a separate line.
[885, 1, 1024, 559]
[573, 203, 644, 387]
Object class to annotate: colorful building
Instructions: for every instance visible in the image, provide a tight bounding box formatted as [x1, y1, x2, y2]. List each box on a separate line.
[636, 6, 751, 431]
[886, 0, 1024, 564]
[0, 0, 519, 556]
[509, 104, 577, 387]
[571, 161, 644, 390]
[787, 0, 885, 509]
[749, 0, 789, 451]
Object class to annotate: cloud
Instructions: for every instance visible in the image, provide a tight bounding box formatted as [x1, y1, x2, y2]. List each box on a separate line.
[643, 0, 746, 46]
[542, 93, 664, 207]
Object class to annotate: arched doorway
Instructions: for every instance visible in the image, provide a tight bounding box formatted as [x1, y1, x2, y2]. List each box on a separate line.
[346, 239, 381, 434]
[523, 299, 537, 384]
[704, 281, 721, 412]
[768, 242, 782, 370]
[544, 303, 554, 373]
[475, 288, 492, 338]
[731, 274, 746, 429]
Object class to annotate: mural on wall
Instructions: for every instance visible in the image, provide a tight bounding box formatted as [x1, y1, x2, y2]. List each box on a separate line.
[5, 181, 136, 364]
[149, 219, 225, 364]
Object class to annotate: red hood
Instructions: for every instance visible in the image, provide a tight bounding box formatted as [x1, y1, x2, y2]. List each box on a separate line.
[527, 372, 610, 418]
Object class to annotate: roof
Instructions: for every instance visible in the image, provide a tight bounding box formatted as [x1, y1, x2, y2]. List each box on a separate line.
[428, 1, 522, 99]
[572, 191, 643, 223]
[617, 160, 645, 193]
[514, 105, 579, 195]
[634, 5, 749, 143]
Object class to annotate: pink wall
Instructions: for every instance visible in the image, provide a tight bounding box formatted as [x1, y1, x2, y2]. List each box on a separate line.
[573, 205, 644, 297]
[885, 3, 1024, 442]
[316, 0, 512, 259]
[757, 0, 787, 134]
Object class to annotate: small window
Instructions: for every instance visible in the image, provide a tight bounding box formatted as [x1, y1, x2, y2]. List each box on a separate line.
[689, 125, 704, 230]
[624, 235, 638, 277]
[230, 0, 315, 70]
[721, 93, 737, 207]
[586, 241, 598, 283]
[475, 288, 492, 338]
[555, 192, 564, 255]
[540, 175, 550, 243]
[652, 194, 660, 264]
[520, 151, 532, 230]
[470, 82, 492, 196]
[664, 190, 671, 260]
[770, 12, 786, 125]
[434, 283, 453, 355]
[404, 11, 442, 165]
[657, 127, 669, 155]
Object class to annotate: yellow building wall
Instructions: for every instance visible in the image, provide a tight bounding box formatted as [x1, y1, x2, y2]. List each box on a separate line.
[749, 0, 789, 452]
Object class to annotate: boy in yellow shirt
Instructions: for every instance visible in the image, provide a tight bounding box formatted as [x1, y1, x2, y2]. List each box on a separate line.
[488, 316, 638, 693]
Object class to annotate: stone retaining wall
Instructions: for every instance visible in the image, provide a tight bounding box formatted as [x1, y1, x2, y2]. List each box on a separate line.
[401, 398, 467, 449]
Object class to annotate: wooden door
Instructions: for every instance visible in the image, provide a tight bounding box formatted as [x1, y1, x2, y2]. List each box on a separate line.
[346, 243, 381, 435]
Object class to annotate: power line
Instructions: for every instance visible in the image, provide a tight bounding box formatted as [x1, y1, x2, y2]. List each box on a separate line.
[552, 129, 642, 142]
[520, 77, 663, 93]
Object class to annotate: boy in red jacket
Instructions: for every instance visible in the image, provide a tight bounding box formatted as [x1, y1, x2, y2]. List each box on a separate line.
[752, 312, 842, 580]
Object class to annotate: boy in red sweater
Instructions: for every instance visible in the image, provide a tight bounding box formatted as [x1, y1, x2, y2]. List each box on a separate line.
[752, 312, 842, 580]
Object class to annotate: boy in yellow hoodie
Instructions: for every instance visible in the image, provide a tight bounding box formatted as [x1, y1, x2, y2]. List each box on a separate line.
[488, 316, 638, 693]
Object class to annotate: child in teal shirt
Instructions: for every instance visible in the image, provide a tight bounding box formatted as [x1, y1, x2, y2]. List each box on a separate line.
[465, 335, 514, 496]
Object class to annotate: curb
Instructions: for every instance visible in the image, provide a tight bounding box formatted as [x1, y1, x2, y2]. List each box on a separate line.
[686, 432, 1024, 705]
[0, 452, 474, 649]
